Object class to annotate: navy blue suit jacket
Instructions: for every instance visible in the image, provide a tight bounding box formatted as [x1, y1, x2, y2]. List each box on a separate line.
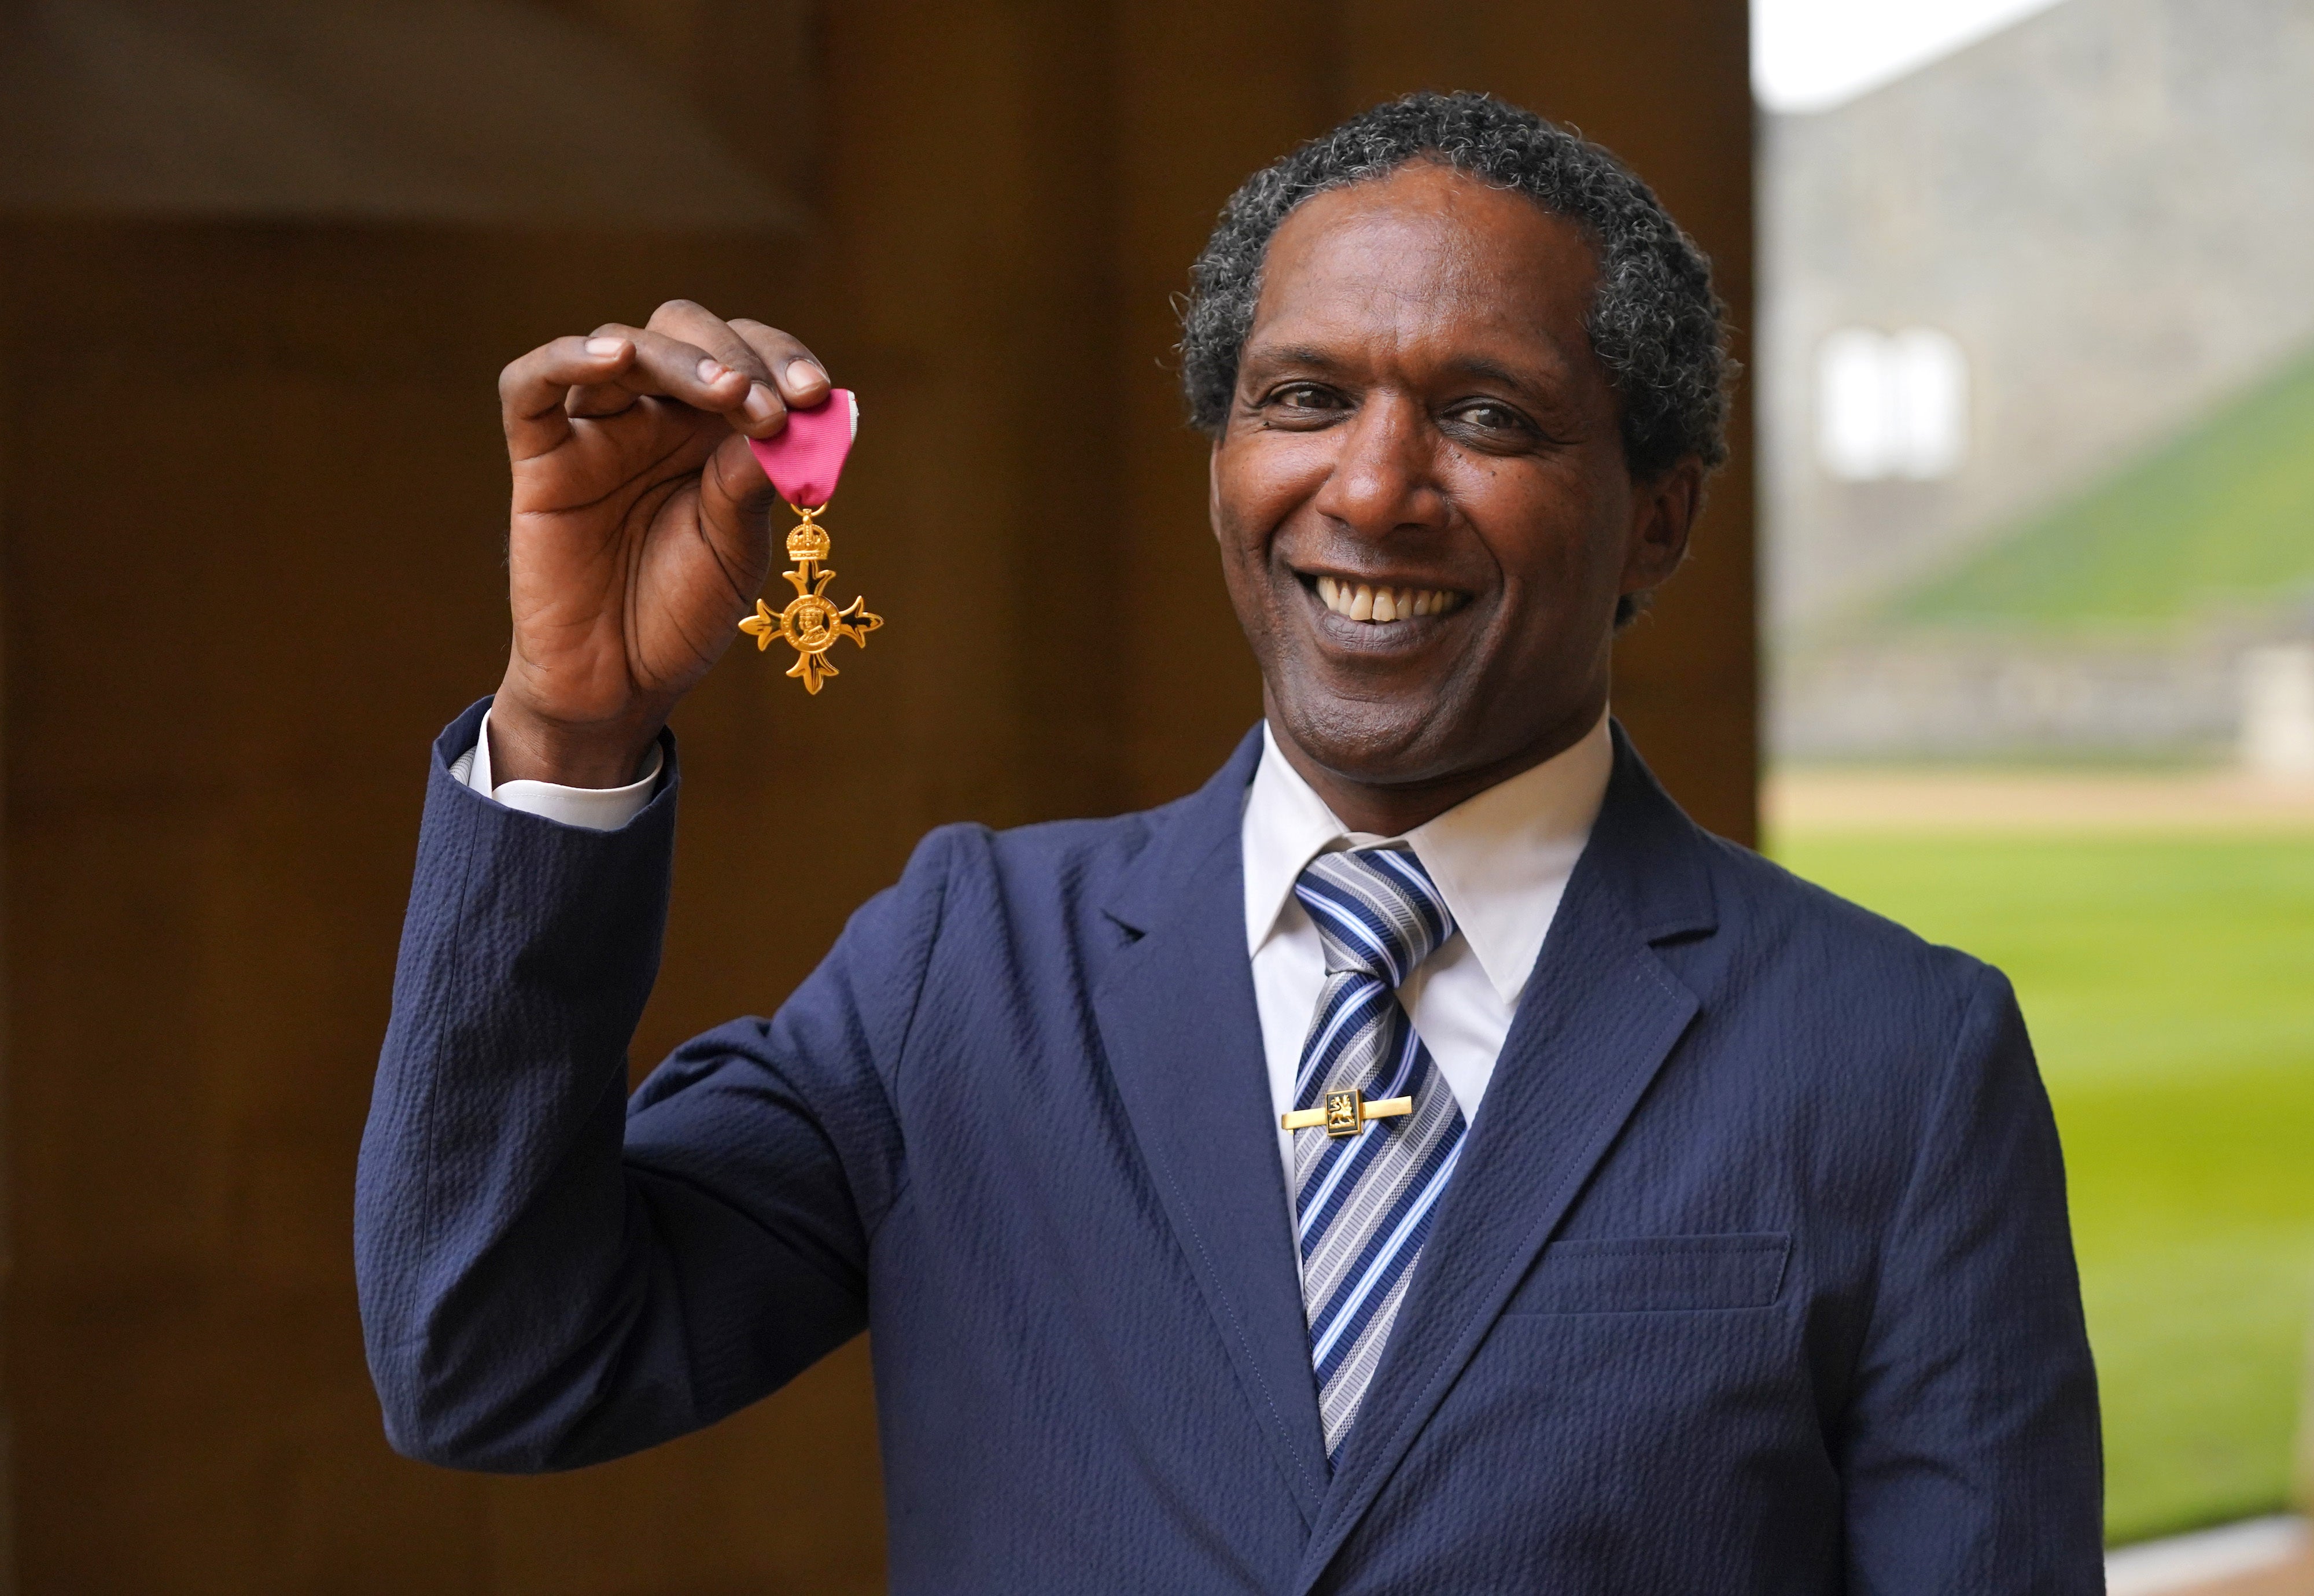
[358, 700, 2102, 1593]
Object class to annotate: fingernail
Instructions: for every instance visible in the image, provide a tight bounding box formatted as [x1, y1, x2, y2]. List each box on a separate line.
[744, 384, 779, 424]
[698, 357, 729, 382]
[584, 337, 625, 356]
[786, 359, 827, 390]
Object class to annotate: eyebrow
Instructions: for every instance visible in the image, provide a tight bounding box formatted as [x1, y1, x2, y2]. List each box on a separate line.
[1242, 342, 1560, 401]
[1443, 355, 1547, 393]
[1239, 342, 1345, 373]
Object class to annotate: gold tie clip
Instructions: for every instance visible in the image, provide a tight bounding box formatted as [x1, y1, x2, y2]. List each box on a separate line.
[1282, 1088, 1415, 1139]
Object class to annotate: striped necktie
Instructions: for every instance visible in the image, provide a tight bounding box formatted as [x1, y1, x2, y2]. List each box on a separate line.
[1289, 846, 1468, 1464]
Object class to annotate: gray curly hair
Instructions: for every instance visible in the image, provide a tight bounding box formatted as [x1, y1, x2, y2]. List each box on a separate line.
[1179, 91, 1731, 483]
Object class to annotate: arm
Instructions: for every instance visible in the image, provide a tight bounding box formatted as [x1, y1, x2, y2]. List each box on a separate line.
[357, 300, 898, 1469]
[355, 703, 933, 1470]
[1840, 964, 2103, 1592]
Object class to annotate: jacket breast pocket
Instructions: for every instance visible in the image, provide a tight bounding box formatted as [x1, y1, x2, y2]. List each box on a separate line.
[1502, 1233, 1790, 1315]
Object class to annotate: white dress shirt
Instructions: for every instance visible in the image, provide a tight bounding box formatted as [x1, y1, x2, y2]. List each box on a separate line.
[451, 709, 664, 830]
[1240, 716, 1613, 1186]
[455, 707, 1615, 1193]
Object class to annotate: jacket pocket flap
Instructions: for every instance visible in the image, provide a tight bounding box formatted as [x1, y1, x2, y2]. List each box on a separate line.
[1505, 1233, 1790, 1315]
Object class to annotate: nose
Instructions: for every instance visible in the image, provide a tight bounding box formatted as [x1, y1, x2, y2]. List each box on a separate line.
[1309, 393, 1447, 544]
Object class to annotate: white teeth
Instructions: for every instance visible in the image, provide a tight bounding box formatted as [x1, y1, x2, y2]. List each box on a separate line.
[1314, 580, 1463, 622]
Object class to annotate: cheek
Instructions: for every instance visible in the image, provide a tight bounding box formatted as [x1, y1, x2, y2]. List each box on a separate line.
[1465, 460, 1628, 609]
[1214, 433, 1329, 556]
[1208, 448, 1278, 626]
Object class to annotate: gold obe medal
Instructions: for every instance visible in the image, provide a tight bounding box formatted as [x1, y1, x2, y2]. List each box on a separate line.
[737, 388, 880, 694]
[738, 503, 882, 694]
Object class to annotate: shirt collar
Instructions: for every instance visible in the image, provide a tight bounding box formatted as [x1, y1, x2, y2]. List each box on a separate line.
[1242, 712, 1615, 1007]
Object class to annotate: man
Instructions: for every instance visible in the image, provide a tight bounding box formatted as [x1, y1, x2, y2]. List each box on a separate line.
[359, 93, 2102, 1592]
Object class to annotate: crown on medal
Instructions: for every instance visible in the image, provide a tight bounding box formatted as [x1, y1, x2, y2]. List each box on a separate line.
[785, 515, 830, 563]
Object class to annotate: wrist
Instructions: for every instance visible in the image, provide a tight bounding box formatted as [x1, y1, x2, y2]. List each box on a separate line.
[486, 694, 664, 789]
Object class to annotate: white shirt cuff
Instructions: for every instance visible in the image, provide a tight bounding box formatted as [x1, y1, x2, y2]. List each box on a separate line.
[448, 707, 662, 831]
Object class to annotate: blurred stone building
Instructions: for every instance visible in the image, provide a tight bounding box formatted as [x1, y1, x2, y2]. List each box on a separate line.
[1763, 0, 2314, 761]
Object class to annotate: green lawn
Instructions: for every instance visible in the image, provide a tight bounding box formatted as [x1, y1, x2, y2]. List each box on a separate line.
[1768, 830, 2314, 1544]
[1894, 342, 2314, 631]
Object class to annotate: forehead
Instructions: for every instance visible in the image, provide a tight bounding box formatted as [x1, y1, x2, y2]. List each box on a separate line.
[1248, 163, 1599, 371]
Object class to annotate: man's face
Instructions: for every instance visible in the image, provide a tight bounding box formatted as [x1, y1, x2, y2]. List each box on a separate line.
[1211, 161, 1692, 797]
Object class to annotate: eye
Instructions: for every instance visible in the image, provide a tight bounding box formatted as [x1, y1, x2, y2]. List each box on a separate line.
[1440, 397, 1548, 452]
[1248, 381, 1351, 429]
[1270, 382, 1346, 411]
[1454, 400, 1531, 432]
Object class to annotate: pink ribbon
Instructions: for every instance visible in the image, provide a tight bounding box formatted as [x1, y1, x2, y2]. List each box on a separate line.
[747, 389, 858, 510]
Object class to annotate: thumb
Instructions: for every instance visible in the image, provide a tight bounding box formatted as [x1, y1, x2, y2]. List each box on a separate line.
[699, 429, 780, 570]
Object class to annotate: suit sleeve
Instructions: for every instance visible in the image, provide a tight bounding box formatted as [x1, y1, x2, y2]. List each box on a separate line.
[355, 701, 939, 1472]
[1840, 964, 2104, 1593]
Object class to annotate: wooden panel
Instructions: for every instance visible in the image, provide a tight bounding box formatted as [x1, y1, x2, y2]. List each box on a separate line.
[0, 3, 1750, 1590]
[0, 219, 890, 1596]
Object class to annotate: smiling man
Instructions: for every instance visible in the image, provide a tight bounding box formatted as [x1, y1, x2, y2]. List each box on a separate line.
[359, 93, 2102, 1593]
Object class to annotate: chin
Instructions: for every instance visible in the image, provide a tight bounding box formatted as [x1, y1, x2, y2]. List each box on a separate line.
[1270, 680, 1472, 787]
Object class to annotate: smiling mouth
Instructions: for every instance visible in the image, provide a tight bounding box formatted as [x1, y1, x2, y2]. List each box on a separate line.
[1311, 574, 1468, 624]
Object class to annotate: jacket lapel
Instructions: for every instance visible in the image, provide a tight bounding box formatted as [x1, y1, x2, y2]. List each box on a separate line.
[1092, 728, 1333, 1523]
[1292, 727, 1720, 1591]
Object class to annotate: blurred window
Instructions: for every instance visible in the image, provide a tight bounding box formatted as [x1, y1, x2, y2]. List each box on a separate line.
[1816, 326, 1970, 481]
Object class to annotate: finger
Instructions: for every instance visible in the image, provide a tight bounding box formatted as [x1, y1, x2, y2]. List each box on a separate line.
[646, 300, 833, 438]
[564, 380, 639, 419]
[646, 300, 773, 382]
[729, 318, 832, 407]
[716, 323, 834, 443]
[584, 322, 754, 417]
[646, 300, 794, 438]
[698, 427, 779, 558]
[500, 334, 639, 460]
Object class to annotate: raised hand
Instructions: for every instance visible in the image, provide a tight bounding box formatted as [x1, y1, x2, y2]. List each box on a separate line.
[487, 300, 831, 786]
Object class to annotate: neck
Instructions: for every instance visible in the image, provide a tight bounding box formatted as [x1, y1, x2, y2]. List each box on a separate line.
[1266, 693, 1609, 836]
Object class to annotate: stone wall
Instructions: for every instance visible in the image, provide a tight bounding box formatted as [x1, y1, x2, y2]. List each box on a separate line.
[1762, 0, 2314, 632]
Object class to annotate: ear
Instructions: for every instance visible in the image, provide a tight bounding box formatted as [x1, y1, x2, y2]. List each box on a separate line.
[1617, 458, 1703, 599]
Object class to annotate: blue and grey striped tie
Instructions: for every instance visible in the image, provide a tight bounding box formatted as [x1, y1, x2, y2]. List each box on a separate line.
[1289, 846, 1467, 1463]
